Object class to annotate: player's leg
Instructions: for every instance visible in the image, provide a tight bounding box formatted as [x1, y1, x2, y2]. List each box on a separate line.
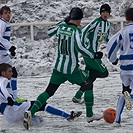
[121, 74, 132, 110]
[11, 67, 26, 102]
[82, 79, 103, 123]
[27, 101, 82, 120]
[23, 70, 65, 129]
[44, 103, 82, 120]
[72, 59, 108, 104]
[23, 101, 82, 130]
[67, 69, 103, 122]
[113, 94, 125, 127]
[10, 67, 17, 98]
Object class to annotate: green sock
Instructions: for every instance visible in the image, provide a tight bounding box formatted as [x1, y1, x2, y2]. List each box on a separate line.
[74, 89, 84, 99]
[30, 92, 50, 116]
[84, 90, 94, 117]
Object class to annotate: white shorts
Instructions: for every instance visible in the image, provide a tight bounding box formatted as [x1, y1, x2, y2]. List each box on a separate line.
[3, 101, 31, 123]
[0, 55, 13, 67]
[120, 73, 133, 89]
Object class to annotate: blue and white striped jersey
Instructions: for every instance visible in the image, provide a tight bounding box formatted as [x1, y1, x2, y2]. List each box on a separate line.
[107, 24, 133, 75]
[0, 77, 13, 104]
[0, 18, 12, 56]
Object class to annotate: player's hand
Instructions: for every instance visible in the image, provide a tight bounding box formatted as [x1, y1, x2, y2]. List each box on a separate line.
[7, 97, 14, 106]
[9, 46, 16, 56]
[112, 58, 118, 65]
[94, 52, 103, 59]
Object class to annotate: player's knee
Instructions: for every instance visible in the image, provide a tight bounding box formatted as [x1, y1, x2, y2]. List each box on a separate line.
[12, 67, 17, 78]
[80, 80, 93, 91]
[45, 83, 60, 97]
[122, 84, 132, 94]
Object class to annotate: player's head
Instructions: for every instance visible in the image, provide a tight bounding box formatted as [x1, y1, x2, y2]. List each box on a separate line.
[69, 7, 83, 26]
[100, 4, 111, 14]
[69, 7, 83, 20]
[0, 63, 12, 79]
[0, 5, 11, 22]
[125, 8, 133, 22]
[100, 4, 111, 21]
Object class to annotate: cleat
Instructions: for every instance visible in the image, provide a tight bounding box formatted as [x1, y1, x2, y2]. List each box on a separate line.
[86, 114, 103, 123]
[23, 111, 32, 130]
[72, 97, 84, 104]
[67, 111, 82, 121]
[113, 121, 121, 127]
[123, 91, 132, 110]
[14, 97, 27, 102]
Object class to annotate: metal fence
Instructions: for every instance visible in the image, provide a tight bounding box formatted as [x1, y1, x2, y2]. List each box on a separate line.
[10, 18, 125, 41]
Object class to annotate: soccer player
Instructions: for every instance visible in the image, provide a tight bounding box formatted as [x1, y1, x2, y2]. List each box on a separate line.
[0, 5, 25, 102]
[107, 7, 133, 127]
[23, 7, 103, 130]
[0, 63, 82, 129]
[72, 4, 111, 103]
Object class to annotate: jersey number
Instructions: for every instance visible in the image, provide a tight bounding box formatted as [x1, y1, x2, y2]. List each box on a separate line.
[129, 33, 133, 49]
[60, 39, 69, 55]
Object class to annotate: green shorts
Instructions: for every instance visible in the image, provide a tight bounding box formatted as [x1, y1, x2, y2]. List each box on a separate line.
[84, 57, 107, 72]
[50, 69, 90, 85]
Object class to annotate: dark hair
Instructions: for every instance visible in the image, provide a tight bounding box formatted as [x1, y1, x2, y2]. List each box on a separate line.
[125, 8, 133, 21]
[0, 5, 11, 15]
[0, 63, 12, 76]
[69, 7, 83, 20]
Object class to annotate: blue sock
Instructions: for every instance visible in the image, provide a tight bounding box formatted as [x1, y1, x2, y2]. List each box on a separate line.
[45, 104, 70, 118]
[115, 94, 125, 123]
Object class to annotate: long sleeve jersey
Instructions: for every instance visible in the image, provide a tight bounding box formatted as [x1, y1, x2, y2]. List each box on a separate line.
[48, 22, 94, 74]
[0, 77, 13, 105]
[82, 17, 110, 53]
[107, 24, 133, 75]
[0, 76, 14, 114]
[0, 18, 12, 56]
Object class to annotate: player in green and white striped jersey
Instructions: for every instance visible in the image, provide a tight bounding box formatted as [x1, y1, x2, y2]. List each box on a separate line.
[23, 7, 103, 129]
[72, 4, 111, 104]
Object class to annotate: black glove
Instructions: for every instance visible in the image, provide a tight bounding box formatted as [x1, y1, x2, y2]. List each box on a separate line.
[94, 52, 103, 59]
[64, 16, 70, 24]
[112, 58, 118, 65]
[7, 97, 14, 106]
[9, 46, 16, 56]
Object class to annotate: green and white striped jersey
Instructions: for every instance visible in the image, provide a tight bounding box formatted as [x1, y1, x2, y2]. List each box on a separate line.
[48, 22, 94, 74]
[82, 17, 110, 53]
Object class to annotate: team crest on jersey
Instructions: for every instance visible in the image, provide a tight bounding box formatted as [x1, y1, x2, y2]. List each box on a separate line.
[98, 31, 107, 44]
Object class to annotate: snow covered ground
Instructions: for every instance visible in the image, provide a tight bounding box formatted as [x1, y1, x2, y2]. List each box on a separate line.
[0, 0, 133, 132]
[0, 72, 133, 133]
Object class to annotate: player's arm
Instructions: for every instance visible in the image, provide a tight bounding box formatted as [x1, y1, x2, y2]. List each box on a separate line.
[75, 29, 94, 59]
[107, 30, 122, 64]
[105, 23, 111, 43]
[48, 20, 66, 37]
[81, 20, 96, 44]
[1, 79, 14, 105]
[0, 22, 12, 50]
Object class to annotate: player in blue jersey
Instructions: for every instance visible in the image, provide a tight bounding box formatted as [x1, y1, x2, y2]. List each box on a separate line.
[107, 7, 133, 127]
[0, 6, 25, 102]
[0, 63, 82, 129]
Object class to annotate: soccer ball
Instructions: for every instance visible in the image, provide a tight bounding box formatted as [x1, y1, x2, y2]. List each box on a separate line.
[103, 108, 116, 123]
